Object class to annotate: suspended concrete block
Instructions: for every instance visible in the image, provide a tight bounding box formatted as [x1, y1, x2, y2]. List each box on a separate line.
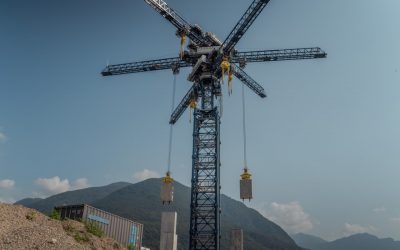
[240, 179, 252, 201]
[161, 182, 174, 204]
[161, 172, 174, 204]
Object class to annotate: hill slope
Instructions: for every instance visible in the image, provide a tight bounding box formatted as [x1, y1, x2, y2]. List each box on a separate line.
[14, 198, 43, 206]
[18, 182, 131, 214]
[22, 178, 302, 250]
[291, 233, 327, 250]
[292, 233, 400, 250]
[0, 203, 125, 250]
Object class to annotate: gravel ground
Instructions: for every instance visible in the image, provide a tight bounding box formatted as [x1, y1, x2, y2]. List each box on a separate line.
[0, 203, 126, 250]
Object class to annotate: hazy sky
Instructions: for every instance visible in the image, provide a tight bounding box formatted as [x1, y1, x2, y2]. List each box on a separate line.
[1, 0, 400, 241]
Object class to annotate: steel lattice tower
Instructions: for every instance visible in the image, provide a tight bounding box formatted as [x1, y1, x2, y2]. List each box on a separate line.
[190, 81, 220, 249]
[101, 0, 327, 249]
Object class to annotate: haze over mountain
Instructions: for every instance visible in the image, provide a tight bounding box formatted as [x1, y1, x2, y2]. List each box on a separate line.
[291, 233, 327, 250]
[292, 232, 400, 250]
[17, 178, 302, 250]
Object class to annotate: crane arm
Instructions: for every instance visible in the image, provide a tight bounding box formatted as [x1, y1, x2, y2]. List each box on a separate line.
[101, 57, 191, 76]
[144, 0, 212, 46]
[232, 47, 327, 63]
[232, 64, 266, 98]
[169, 85, 196, 124]
[221, 0, 270, 55]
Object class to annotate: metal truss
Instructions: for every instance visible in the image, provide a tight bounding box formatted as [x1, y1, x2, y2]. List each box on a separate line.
[101, 57, 191, 76]
[221, 0, 271, 54]
[189, 81, 220, 250]
[232, 64, 267, 98]
[144, 0, 213, 46]
[232, 47, 327, 63]
[169, 85, 196, 125]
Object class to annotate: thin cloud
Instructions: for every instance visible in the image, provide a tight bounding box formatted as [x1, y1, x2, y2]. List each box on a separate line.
[344, 223, 377, 236]
[390, 218, 400, 224]
[133, 169, 160, 182]
[71, 178, 90, 190]
[0, 132, 6, 142]
[35, 176, 90, 196]
[0, 197, 16, 204]
[261, 201, 313, 233]
[373, 207, 387, 213]
[0, 179, 15, 189]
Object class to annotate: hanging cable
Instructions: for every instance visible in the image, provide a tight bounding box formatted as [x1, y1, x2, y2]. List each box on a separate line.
[161, 69, 178, 204]
[241, 83, 247, 169]
[240, 83, 252, 201]
[167, 69, 178, 173]
[219, 94, 223, 118]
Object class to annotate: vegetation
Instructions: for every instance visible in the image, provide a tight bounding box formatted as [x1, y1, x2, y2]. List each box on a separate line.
[25, 211, 37, 221]
[62, 221, 90, 243]
[21, 178, 300, 249]
[73, 232, 90, 243]
[84, 220, 104, 238]
[49, 209, 61, 220]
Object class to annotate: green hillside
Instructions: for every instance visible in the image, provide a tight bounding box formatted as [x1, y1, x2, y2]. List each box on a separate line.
[20, 179, 302, 250]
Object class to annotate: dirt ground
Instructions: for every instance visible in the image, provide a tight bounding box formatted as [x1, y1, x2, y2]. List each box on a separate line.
[0, 203, 127, 250]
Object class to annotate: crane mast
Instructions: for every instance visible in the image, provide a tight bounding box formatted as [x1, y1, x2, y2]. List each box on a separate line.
[190, 78, 220, 249]
[101, 0, 327, 249]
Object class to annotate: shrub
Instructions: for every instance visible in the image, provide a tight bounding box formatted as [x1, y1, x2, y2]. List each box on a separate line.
[84, 220, 104, 238]
[26, 211, 37, 221]
[49, 209, 61, 220]
[74, 232, 90, 243]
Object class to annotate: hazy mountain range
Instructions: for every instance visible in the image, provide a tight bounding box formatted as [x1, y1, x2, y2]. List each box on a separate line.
[16, 178, 301, 250]
[16, 179, 399, 250]
[292, 232, 400, 250]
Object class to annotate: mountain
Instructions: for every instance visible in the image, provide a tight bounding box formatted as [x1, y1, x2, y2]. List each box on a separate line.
[292, 233, 400, 250]
[20, 178, 302, 250]
[319, 233, 400, 250]
[292, 233, 327, 250]
[14, 197, 43, 206]
[16, 182, 131, 214]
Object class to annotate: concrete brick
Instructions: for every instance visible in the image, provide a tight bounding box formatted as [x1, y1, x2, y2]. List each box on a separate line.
[160, 182, 174, 203]
[230, 228, 243, 250]
[240, 179, 252, 200]
[160, 212, 178, 250]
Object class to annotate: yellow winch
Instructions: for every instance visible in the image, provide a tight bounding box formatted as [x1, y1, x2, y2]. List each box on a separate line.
[240, 168, 252, 180]
[179, 32, 186, 58]
[220, 57, 233, 95]
[162, 171, 174, 184]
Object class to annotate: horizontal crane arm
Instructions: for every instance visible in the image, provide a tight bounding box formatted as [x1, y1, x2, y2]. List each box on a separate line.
[232, 64, 266, 98]
[101, 57, 191, 76]
[169, 85, 196, 124]
[232, 47, 327, 63]
[221, 0, 270, 55]
[144, 0, 212, 46]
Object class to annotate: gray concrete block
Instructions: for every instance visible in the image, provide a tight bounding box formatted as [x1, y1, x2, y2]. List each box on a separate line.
[230, 228, 243, 250]
[240, 179, 253, 200]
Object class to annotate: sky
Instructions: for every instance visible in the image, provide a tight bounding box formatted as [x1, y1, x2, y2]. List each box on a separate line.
[1, 0, 400, 241]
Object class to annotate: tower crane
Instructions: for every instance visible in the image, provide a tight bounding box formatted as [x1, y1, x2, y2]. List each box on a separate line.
[101, 0, 327, 249]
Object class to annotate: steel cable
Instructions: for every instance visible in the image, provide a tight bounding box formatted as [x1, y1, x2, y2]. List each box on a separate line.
[167, 72, 177, 172]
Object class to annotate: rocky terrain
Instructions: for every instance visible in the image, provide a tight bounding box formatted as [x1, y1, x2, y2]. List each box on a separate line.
[0, 203, 125, 250]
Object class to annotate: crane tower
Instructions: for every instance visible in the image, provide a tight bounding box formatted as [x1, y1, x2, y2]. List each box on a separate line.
[101, 0, 327, 249]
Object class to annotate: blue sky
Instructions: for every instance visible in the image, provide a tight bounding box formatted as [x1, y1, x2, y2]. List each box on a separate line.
[1, 0, 400, 241]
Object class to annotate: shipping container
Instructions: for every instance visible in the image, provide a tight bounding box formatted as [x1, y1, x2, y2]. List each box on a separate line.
[55, 204, 143, 250]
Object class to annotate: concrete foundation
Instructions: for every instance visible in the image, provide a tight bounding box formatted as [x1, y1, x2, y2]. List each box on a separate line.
[160, 212, 178, 250]
[230, 228, 243, 250]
